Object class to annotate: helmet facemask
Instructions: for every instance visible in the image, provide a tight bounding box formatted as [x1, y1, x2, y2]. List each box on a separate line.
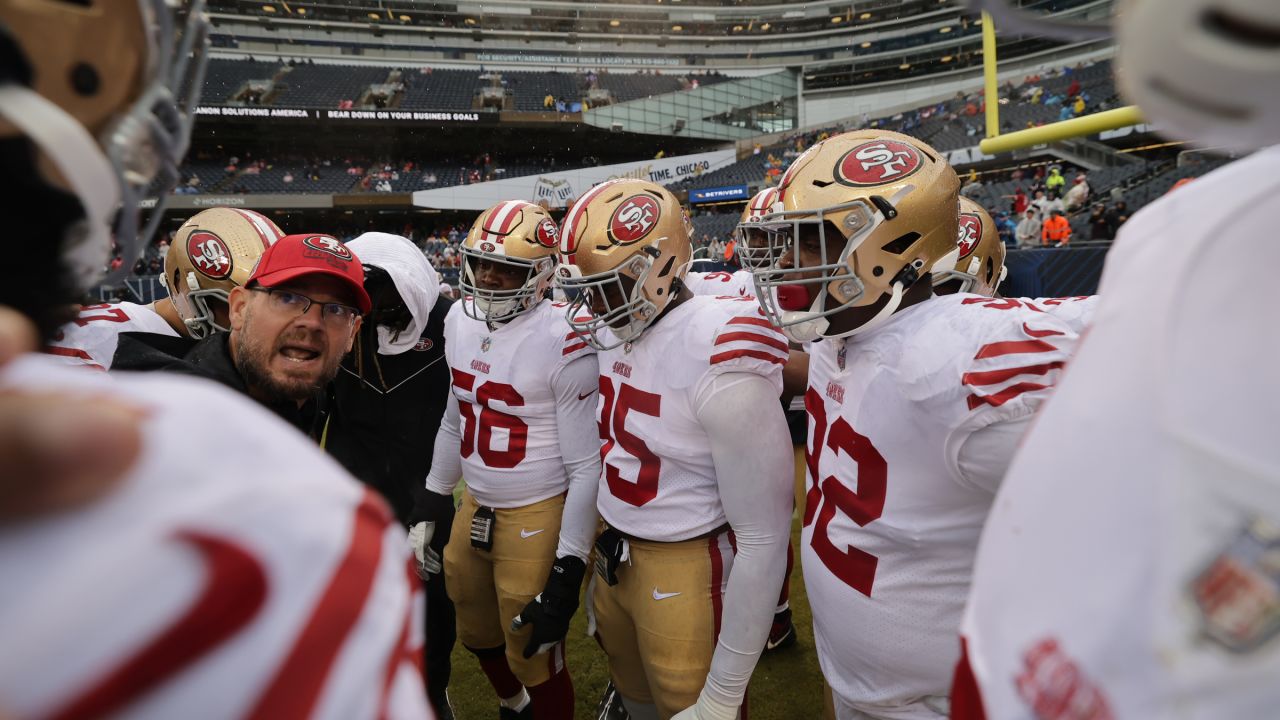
[558, 249, 673, 351]
[460, 247, 555, 327]
[752, 192, 915, 343]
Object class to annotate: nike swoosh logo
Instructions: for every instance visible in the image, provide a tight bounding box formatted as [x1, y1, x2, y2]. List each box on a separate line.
[519, 528, 545, 539]
[577, 391, 594, 400]
[652, 588, 681, 601]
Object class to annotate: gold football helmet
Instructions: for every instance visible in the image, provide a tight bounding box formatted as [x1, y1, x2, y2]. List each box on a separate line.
[751, 130, 960, 341]
[164, 207, 284, 337]
[735, 186, 780, 271]
[932, 197, 1008, 298]
[556, 178, 692, 350]
[460, 200, 560, 326]
[0, 0, 209, 292]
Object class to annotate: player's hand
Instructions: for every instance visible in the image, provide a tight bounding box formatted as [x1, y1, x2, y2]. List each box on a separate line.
[670, 693, 738, 720]
[0, 305, 146, 524]
[406, 489, 455, 579]
[510, 555, 586, 658]
[406, 521, 442, 578]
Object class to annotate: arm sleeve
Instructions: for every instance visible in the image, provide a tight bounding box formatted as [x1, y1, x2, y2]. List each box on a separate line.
[693, 372, 793, 710]
[548, 354, 603, 561]
[423, 392, 463, 496]
[955, 413, 1035, 494]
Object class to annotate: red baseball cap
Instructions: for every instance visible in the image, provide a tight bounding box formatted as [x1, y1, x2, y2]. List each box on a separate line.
[247, 234, 372, 314]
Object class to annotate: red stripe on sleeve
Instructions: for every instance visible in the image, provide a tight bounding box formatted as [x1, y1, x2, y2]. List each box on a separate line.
[727, 316, 779, 330]
[710, 349, 787, 366]
[247, 491, 390, 720]
[1021, 322, 1064, 338]
[966, 382, 1051, 410]
[963, 361, 1065, 387]
[44, 345, 107, 371]
[46, 533, 268, 720]
[563, 341, 589, 356]
[713, 331, 790, 354]
[973, 339, 1058, 359]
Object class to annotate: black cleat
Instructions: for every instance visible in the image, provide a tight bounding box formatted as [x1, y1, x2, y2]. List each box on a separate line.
[765, 608, 797, 652]
[499, 702, 533, 719]
[595, 680, 631, 720]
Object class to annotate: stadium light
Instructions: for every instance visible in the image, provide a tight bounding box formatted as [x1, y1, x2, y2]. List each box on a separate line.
[939, 26, 951, 33]
[831, 16, 842, 23]
[860, 41, 871, 48]
[261, 4, 275, 12]
[671, 24, 683, 31]
[399, 14, 410, 21]
[367, 12, 379, 20]
[760, 22, 771, 31]
[609, 19, 620, 27]
[296, 6, 305, 14]
[859, 12, 871, 20]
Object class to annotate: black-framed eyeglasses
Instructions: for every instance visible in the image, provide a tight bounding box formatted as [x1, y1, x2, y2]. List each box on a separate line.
[250, 287, 361, 326]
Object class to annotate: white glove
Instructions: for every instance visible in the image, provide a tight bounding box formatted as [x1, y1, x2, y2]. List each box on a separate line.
[670, 692, 738, 720]
[407, 521, 442, 578]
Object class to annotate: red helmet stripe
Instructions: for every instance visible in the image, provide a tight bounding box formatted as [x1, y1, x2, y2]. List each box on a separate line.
[230, 208, 283, 251]
[482, 200, 527, 243]
[559, 180, 617, 260]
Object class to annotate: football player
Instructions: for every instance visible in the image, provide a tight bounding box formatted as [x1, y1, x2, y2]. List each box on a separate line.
[931, 197, 1007, 299]
[749, 130, 1078, 720]
[557, 179, 793, 720]
[0, 2, 431, 717]
[954, 0, 1280, 717]
[682, 187, 779, 297]
[410, 201, 600, 720]
[933, 198, 1099, 332]
[45, 206, 284, 369]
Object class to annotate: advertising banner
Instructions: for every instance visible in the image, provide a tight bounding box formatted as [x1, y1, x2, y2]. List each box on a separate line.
[689, 185, 750, 204]
[412, 149, 737, 211]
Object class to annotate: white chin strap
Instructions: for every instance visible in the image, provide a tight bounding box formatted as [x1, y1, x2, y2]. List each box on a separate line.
[845, 281, 906, 337]
[0, 84, 120, 293]
[783, 281, 907, 344]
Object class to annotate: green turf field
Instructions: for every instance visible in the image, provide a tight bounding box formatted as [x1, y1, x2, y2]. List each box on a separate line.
[444, 516, 824, 719]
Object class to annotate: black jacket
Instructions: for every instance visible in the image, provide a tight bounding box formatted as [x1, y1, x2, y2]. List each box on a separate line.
[113, 331, 324, 438]
[324, 296, 453, 526]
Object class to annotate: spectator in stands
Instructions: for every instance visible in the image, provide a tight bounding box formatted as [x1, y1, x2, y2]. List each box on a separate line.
[1089, 204, 1112, 241]
[282, 171, 294, 185]
[1042, 209, 1071, 248]
[1030, 190, 1050, 216]
[1063, 174, 1090, 211]
[961, 173, 985, 199]
[1007, 187, 1028, 216]
[1016, 209, 1041, 249]
[1046, 166, 1066, 194]
[1106, 201, 1130, 236]
[1072, 96, 1086, 116]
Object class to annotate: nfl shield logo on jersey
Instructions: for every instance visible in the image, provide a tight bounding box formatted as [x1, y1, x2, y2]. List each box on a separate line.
[481, 337, 492, 353]
[1190, 518, 1280, 653]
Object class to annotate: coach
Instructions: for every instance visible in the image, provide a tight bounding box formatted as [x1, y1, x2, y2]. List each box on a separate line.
[114, 233, 369, 440]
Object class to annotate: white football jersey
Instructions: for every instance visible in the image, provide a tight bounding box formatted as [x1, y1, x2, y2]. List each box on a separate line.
[1024, 295, 1098, 334]
[684, 269, 754, 298]
[959, 148, 1280, 720]
[595, 295, 787, 542]
[45, 301, 178, 370]
[802, 293, 1077, 719]
[443, 299, 597, 508]
[0, 355, 431, 720]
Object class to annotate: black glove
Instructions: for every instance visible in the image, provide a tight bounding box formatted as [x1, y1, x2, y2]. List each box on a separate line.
[407, 489, 455, 579]
[510, 555, 587, 658]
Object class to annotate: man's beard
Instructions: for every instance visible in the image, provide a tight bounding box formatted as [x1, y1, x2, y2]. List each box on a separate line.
[235, 313, 341, 405]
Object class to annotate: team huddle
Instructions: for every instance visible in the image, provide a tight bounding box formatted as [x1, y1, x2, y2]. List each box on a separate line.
[19, 126, 1102, 720]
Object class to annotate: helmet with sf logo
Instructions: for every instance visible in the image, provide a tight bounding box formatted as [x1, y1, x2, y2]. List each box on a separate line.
[461, 199, 560, 326]
[163, 207, 285, 338]
[750, 130, 959, 342]
[932, 196, 1007, 298]
[555, 179, 692, 350]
